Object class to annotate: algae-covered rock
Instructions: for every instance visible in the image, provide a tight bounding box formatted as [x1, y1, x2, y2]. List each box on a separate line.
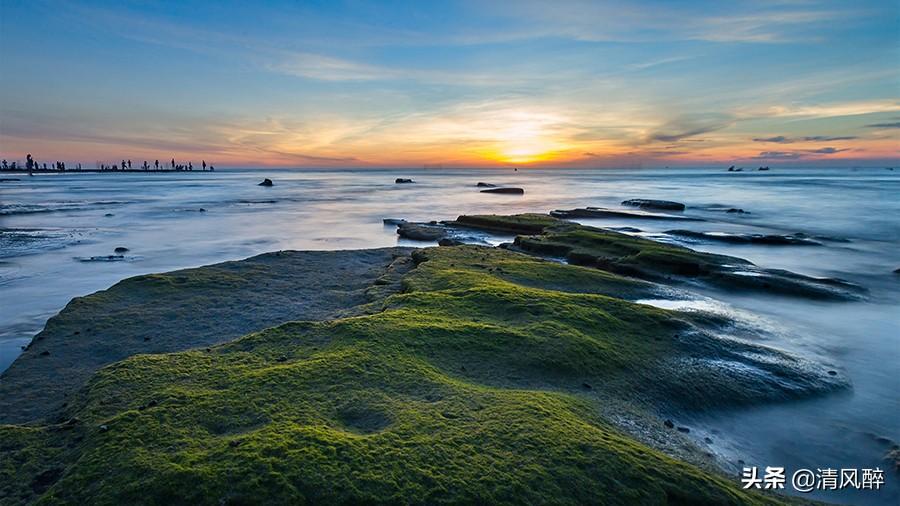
[0, 244, 840, 505]
[454, 214, 865, 300]
[0, 248, 413, 425]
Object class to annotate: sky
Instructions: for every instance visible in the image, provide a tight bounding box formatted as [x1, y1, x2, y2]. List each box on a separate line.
[0, 0, 898, 168]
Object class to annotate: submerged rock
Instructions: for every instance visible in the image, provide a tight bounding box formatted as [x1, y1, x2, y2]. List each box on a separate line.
[726, 208, 748, 214]
[395, 178, 414, 184]
[480, 187, 524, 194]
[665, 230, 822, 246]
[383, 218, 407, 226]
[622, 199, 685, 211]
[476, 182, 497, 188]
[258, 178, 273, 187]
[114, 247, 129, 253]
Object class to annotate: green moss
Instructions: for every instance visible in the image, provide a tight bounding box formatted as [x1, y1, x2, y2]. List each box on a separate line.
[2, 245, 822, 505]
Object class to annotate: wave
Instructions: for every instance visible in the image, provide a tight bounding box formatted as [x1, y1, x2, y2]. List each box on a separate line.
[0, 200, 131, 216]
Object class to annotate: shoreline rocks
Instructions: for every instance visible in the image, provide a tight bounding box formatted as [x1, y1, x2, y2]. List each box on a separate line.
[258, 178, 273, 187]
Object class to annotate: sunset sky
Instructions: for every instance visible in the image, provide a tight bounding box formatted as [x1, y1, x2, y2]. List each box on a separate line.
[1, 0, 898, 168]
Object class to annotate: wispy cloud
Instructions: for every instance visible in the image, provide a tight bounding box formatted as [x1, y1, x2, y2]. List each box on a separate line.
[753, 135, 858, 143]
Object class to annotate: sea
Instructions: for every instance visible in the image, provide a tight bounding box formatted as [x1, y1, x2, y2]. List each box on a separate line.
[1, 167, 898, 504]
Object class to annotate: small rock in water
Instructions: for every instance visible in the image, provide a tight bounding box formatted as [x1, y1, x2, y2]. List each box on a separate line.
[114, 247, 129, 253]
[476, 182, 497, 187]
[664, 419, 675, 429]
[581, 382, 593, 390]
[383, 218, 407, 226]
[198, 208, 207, 212]
[677, 426, 691, 433]
[827, 370, 837, 376]
[258, 178, 274, 187]
[395, 178, 414, 184]
[104, 213, 114, 217]
[480, 187, 524, 195]
[704, 437, 713, 444]
[894, 267, 900, 274]
[726, 208, 748, 214]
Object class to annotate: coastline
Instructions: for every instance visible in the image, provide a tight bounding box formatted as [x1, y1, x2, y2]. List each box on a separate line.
[0, 213, 855, 504]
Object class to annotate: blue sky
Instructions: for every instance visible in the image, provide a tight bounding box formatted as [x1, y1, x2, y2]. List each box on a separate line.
[1, 0, 898, 167]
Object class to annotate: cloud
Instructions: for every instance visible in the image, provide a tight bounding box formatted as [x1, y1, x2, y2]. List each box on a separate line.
[647, 114, 732, 143]
[753, 135, 858, 143]
[809, 147, 848, 154]
[753, 135, 790, 143]
[753, 151, 803, 160]
[751, 146, 850, 159]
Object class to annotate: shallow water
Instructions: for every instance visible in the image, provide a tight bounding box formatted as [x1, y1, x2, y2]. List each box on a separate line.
[1, 167, 897, 504]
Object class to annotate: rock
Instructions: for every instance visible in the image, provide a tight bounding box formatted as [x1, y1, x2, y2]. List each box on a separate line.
[114, 247, 129, 253]
[725, 208, 747, 214]
[758, 166, 770, 171]
[383, 218, 407, 226]
[99, 424, 108, 432]
[894, 267, 900, 274]
[397, 222, 447, 241]
[476, 182, 497, 187]
[39, 350, 50, 356]
[395, 178, 414, 184]
[104, 213, 114, 217]
[480, 187, 524, 194]
[827, 370, 837, 376]
[665, 230, 821, 246]
[199, 208, 207, 212]
[664, 419, 675, 429]
[885, 447, 900, 472]
[550, 208, 703, 221]
[677, 426, 690, 433]
[258, 178, 274, 187]
[704, 437, 713, 444]
[581, 382, 593, 390]
[438, 238, 464, 247]
[621, 199, 685, 211]
[606, 226, 642, 233]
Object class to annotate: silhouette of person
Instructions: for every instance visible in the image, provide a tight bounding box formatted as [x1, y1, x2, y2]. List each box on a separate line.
[127, 159, 132, 169]
[155, 159, 159, 169]
[202, 160, 206, 171]
[25, 154, 34, 171]
[171, 158, 175, 168]
[2, 160, 7, 170]
[188, 162, 193, 171]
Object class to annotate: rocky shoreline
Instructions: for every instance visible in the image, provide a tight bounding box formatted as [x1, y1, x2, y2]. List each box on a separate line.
[0, 214, 857, 504]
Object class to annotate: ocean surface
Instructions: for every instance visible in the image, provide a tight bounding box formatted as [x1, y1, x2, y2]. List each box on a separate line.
[1, 167, 898, 504]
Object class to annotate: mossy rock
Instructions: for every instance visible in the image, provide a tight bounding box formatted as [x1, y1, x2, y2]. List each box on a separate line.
[453, 214, 865, 300]
[0, 245, 834, 504]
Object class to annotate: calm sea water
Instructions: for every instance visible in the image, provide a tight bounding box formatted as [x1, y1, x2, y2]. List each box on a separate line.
[1, 167, 898, 504]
